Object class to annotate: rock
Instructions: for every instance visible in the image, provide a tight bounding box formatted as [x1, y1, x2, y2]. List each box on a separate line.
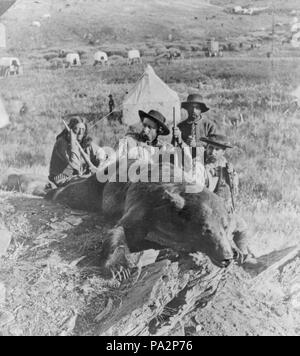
[49, 221, 72, 231]
[70, 211, 88, 216]
[59, 312, 78, 336]
[69, 256, 86, 267]
[95, 256, 223, 336]
[0, 310, 14, 327]
[8, 325, 23, 336]
[36, 231, 67, 241]
[248, 245, 300, 282]
[128, 249, 160, 267]
[196, 324, 203, 333]
[0, 282, 6, 306]
[64, 216, 83, 226]
[0, 224, 12, 257]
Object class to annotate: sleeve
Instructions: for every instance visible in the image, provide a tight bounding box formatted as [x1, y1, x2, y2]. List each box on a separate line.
[55, 138, 82, 174]
[204, 120, 217, 137]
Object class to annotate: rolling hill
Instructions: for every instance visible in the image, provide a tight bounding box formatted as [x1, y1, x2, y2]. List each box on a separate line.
[1, 0, 300, 53]
[0, 0, 16, 17]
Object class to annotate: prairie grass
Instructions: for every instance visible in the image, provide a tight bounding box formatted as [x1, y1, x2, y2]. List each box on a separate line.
[1, 58, 300, 256]
[1, 12, 300, 337]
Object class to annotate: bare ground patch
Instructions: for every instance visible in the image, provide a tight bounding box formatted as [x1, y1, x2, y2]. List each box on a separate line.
[0, 191, 299, 336]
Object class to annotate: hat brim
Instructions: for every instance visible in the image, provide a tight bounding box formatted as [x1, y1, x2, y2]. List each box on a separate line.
[181, 101, 210, 113]
[138, 110, 170, 136]
[200, 137, 232, 149]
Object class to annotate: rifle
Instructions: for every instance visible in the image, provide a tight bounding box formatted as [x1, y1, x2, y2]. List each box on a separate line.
[225, 163, 236, 211]
[62, 120, 98, 173]
[172, 107, 178, 147]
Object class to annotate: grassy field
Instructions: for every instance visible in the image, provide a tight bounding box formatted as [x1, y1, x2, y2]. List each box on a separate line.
[1, 51, 300, 335]
[1, 56, 300, 251]
[2, 0, 300, 54]
[1, 0, 300, 336]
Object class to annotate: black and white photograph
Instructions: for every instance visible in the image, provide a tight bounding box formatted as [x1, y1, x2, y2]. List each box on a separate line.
[0, 0, 300, 337]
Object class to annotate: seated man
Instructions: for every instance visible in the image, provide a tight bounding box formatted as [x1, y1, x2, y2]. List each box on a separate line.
[97, 109, 203, 190]
[49, 116, 102, 187]
[119, 109, 171, 162]
[200, 134, 256, 264]
[118, 109, 198, 184]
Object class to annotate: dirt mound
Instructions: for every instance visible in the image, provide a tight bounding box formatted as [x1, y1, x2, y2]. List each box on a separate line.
[0, 191, 299, 336]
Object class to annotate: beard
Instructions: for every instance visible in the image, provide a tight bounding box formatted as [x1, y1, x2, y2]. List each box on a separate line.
[140, 131, 151, 142]
[189, 112, 201, 122]
[205, 154, 218, 165]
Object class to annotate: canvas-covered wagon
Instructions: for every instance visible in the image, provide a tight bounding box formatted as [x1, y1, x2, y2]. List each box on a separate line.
[127, 49, 142, 65]
[93, 51, 108, 66]
[0, 57, 22, 78]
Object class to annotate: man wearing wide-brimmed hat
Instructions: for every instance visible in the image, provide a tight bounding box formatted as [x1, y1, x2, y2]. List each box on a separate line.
[201, 133, 257, 265]
[118, 109, 172, 162]
[201, 134, 236, 197]
[173, 93, 217, 150]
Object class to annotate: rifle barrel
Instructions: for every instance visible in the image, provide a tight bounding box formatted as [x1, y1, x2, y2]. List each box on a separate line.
[173, 107, 177, 147]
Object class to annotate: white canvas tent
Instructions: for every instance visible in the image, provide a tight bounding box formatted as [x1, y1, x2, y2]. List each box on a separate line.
[0, 95, 9, 129]
[122, 65, 181, 126]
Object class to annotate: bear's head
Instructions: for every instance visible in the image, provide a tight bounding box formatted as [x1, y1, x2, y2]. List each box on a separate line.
[157, 186, 234, 267]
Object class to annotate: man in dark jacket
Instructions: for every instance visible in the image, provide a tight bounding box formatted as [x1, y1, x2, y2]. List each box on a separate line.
[173, 94, 217, 151]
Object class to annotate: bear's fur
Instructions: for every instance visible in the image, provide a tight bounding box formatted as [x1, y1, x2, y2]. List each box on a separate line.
[49, 168, 236, 270]
[46, 174, 104, 212]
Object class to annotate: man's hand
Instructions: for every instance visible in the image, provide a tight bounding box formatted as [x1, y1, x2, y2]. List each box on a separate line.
[187, 135, 197, 148]
[173, 127, 183, 145]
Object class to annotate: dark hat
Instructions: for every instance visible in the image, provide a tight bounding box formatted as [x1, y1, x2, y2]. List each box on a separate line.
[181, 94, 210, 113]
[138, 110, 170, 136]
[200, 134, 233, 149]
